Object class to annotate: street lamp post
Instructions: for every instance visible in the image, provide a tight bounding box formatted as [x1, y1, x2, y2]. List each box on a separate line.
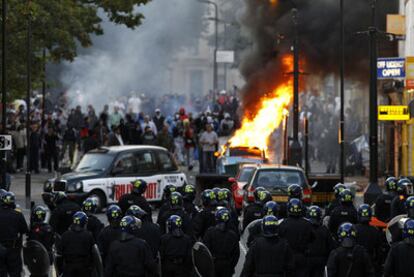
[198, 0, 218, 91]
[1, 0, 7, 189]
[288, 5, 302, 167]
[25, 0, 32, 208]
[339, 0, 345, 183]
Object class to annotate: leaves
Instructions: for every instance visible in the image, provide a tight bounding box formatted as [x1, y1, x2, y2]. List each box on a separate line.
[0, 0, 150, 99]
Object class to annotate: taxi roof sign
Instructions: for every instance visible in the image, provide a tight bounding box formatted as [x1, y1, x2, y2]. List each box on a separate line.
[378, 105, 410, 121]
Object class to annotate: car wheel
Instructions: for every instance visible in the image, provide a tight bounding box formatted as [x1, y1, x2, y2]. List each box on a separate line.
[89, 190, 107, 213]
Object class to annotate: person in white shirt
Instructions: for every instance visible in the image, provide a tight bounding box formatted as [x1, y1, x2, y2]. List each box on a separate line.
[199, 124, 218, 173]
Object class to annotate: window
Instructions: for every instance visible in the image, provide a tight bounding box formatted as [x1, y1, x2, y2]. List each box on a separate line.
[253, 169, 306, 192]
[113, 153, 137, 175]
[135, 151, 158, 173]
[157, 151, 178, 172]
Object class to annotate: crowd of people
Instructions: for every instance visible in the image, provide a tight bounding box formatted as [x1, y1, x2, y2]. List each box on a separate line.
[1, 175, 414, 276]
[1, 89, 240, 176]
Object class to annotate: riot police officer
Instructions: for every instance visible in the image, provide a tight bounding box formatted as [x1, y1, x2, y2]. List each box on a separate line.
[193, 189, 218, 240]
[325, 183, 346, 216]
[182, 184, 198, 219]
[328, 189, 357, 235]
[390, 178, 414, 218]
[28, 205, 55, 264]
[157, 184, 178, 222]
[118, 179, 152, 216]
[384, 219, 414, 277]
[158, 192, 192, 236]
[241, 215, 294, 277]
[0, 192, 28, 277]
[306, 205, 335, 277]
[105, 216, 158, 277]
[246, 200, 279, 247]
[160, 215, 193, 277]
[375, 177, 398, 222]
[82, 197, 104, 241]
[217, 188, 240, 236]
[203, 208, 240, 277]
[327, 222, 375, 277]
[58, 211, 95, 277]
[97, 205, 122, 263]
[354, 204, 383, 275]
[279, 198, 315, 277]
[49, 192, 81, 235]
[126, 205, 161, 259]
[242, 188, 271, 230]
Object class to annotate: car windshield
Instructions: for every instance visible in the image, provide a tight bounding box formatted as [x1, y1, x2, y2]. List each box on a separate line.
[238, 167, 255, 182]
[74, 153, 113, 173]
[229, 147, 262, 157]
[252, 169, 305, 192]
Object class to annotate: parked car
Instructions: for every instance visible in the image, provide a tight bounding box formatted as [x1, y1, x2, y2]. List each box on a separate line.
[229, 163, 260, 211]
[44, 146, 187, 211]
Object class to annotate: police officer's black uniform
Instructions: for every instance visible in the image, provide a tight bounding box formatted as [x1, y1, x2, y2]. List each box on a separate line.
[390, 195, 407, 219]
[87, 214, 104, 241]
[105, 216, 158, 277]
[160, 215, 193, 277]
[384, 219, 414, 277]
[375, 177, 398, 223]
[158, 205, 193, 236]
[355, 223, 383, 274]
[203, 208, 240, 277]
[136, 213, 161, 259]
[0, 193, 28, 277]
[58, 212, 95, 277]
[118, 179, 152, 217]
[279, 200, 315, 277]
[49, 193, 81, 235]
[242, 189, 271, 231]
[327, 222, 375, 277]
[325, 184, 346, 217]
[97, 205, 123, 263]
[192, 190, 217, 240]
[28, 222, 55, 264]
[328, 190, 357, 236]
[241, 215, 295, 277]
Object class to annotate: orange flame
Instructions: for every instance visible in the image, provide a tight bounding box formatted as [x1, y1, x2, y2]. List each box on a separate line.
[228, 55, 294, 156]
[269, 0, 278, 5]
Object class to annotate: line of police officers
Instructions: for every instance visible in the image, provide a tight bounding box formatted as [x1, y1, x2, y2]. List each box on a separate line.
[1, 177, 414, 276]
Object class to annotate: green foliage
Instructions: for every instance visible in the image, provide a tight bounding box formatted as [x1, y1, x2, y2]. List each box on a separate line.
[0, 0, 150, 99]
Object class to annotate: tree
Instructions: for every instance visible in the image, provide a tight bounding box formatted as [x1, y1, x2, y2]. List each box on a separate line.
[0, 0, 150, 99]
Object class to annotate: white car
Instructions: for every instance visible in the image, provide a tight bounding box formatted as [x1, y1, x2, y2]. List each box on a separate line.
[44, 146, 187, 210]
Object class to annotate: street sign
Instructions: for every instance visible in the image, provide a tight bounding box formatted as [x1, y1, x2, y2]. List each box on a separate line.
[216, 50, 234, 63]
[0, 135, 12, 151]
[406, 57, 414, 90]
[378, 105, 410, 121]
[377, 57, 406, 79]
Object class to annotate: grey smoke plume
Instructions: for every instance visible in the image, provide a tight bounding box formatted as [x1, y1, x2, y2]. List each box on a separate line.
[61, 0, 204, 110]
[239, 0, 398, 113]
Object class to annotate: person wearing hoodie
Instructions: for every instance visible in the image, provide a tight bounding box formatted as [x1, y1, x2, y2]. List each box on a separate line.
[203, 208, 240, 277]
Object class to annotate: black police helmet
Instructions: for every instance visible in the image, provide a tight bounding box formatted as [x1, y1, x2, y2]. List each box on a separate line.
[405, 196, 414, 219]
[215, 207, 231, 224]
[72, 211, 88, 230]
[287, 198, 303, 217]
[183, 184, 196, 202]
[306, 205, 322, 225]
[120, 215, 142, 234]
[201, 189, 217, 207]
[333, 183, 346, 199]
[31, 205, 47, 223]
[217, 188, 231, 205]
[403, 219, 414, 240]
[131, 179, 147, 195]
[261, 215, 279, 237]
[163, 184, 177, 200]
[2, 191, 15, 208]
[397, 178, 414, 197]
[106, 204, 123, 223]
[254, 189, 272, 205]
[126, 205, 148, 220]
[337, 222, 357, 248]
[357, 204, 372, 223]
[288, 184, 303, 200]
[385, 177, 398, 192]
[167, 215, 183, 237]
[169, 192, 183, 209]
[339, 189, 354, 204]
[262, 201, 279, 217]
[53, 191, 67, 205]
[82, 197, 98, 214]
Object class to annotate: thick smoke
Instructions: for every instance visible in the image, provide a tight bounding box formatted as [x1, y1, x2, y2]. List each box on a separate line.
[239, 0, 398, 113]
[61, 0, 204, 110]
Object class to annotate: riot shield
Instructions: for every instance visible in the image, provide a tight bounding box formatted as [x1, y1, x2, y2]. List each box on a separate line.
[386, 214, 408, 245]
[241, 219, 261, 250]
[23, 240, 50, 276]
[92, 244, 104, 277]
[53, 234, 63, 276]
[192, 241, 214, 277]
